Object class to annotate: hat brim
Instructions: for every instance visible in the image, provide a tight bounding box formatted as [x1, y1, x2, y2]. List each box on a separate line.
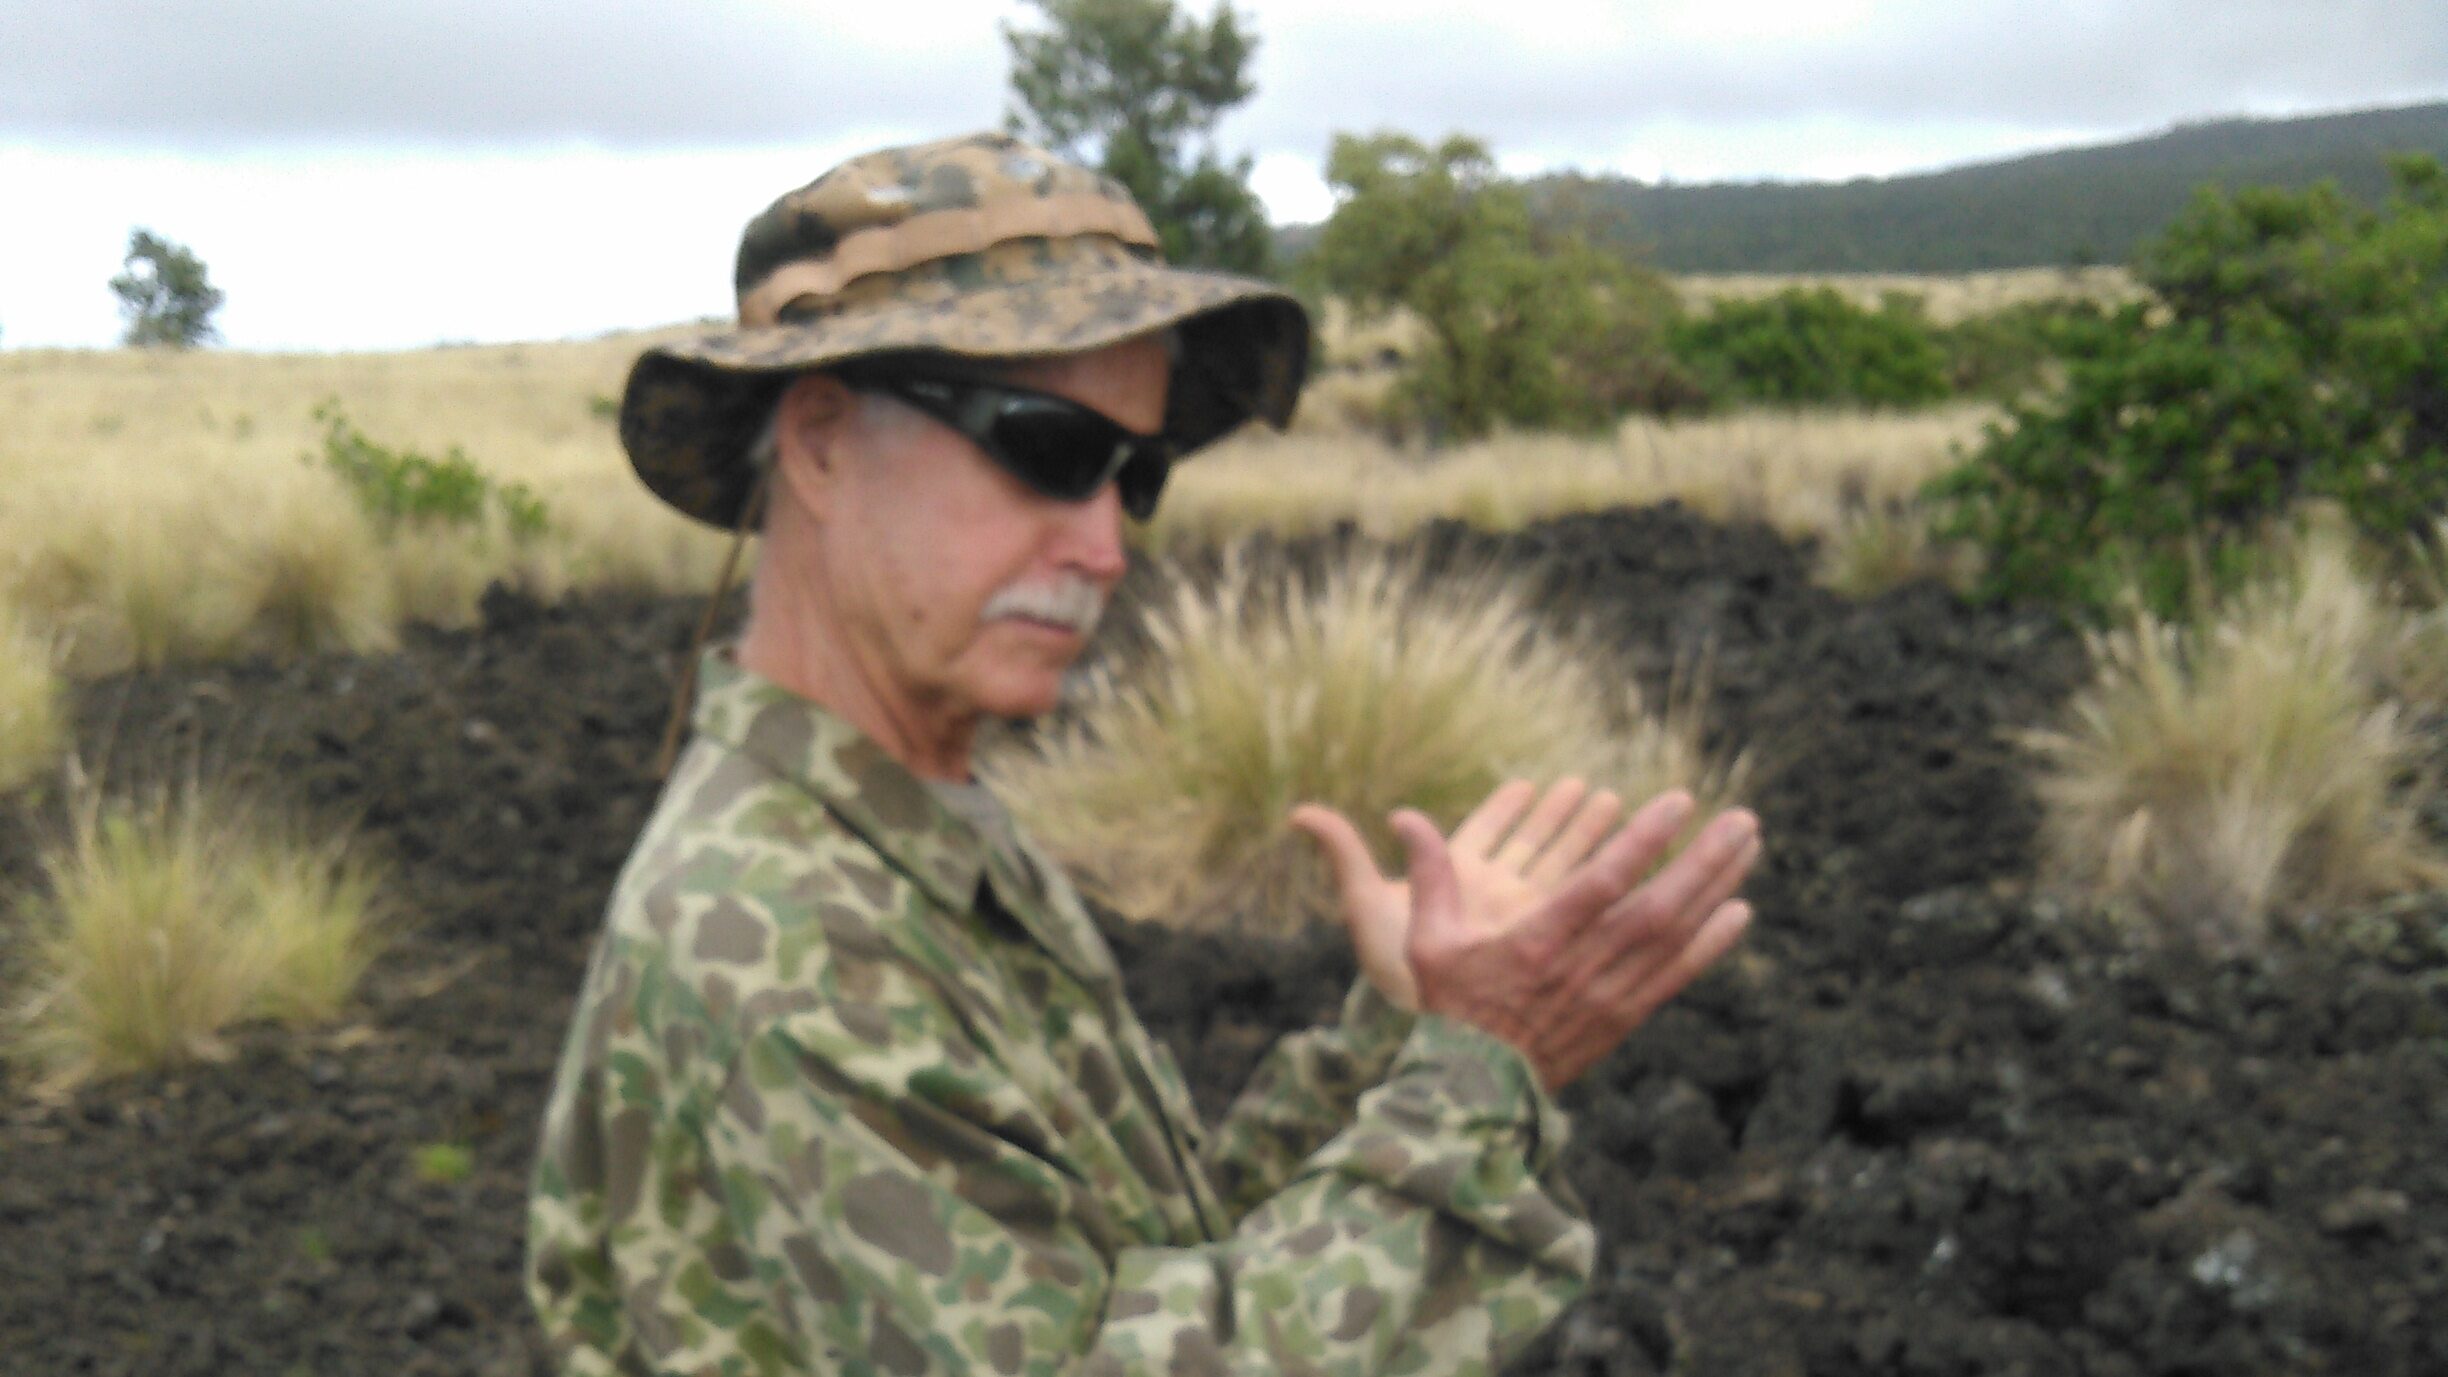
[620, 260, 1310, 530]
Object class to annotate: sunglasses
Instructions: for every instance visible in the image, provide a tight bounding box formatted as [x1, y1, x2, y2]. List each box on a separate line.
[844, 370, 1175, 521]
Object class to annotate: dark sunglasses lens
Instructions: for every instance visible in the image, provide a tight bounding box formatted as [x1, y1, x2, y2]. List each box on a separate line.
[881, 375, 1169, 517]
[984, 400, 1125, 500]
[1117, 453, 1170, 520]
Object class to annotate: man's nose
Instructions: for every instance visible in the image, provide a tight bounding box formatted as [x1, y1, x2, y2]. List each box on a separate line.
[1056, 481, 1131, 584]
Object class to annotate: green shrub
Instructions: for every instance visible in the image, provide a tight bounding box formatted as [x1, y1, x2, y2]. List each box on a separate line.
[1933, 156, 2448, 616]
[1934, 298, 2114, 401]
[311, 402, 552, 542]
[1670, 287, 1952, 408]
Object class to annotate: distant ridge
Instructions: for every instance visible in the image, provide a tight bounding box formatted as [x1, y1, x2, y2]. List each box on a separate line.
[1554, 101, 2448, 272]
[1279, 101, 2448, 274]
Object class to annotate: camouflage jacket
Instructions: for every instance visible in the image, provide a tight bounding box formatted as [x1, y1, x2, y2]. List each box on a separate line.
[527, 655, 1594, 1376]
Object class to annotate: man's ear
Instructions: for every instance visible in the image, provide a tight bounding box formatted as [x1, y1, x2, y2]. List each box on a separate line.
[771, 372, 854, 523]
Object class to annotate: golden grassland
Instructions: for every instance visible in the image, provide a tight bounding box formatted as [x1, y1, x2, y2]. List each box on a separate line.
[1673, 266, 2145, 326]
[0, 609, 64, 795]
[1, 301, 1994, 688]
[1162, 404, 1989, 548]
[8, 267, 2448, 1087]
[0, 331, 737, 678]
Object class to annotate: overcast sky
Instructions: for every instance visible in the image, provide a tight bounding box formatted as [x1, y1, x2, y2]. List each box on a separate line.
[4, 0, 2444, 350]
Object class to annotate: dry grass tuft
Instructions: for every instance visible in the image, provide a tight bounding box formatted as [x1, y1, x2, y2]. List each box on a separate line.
[235, 475, 402, 658]
[2374, 515, 2448, 706]
[2027, 518, 2448, 948]
[4, 781, 386, 1092]
[987, 543, 1748, 932]
[0, 612, 66, 795]
[1815, 503, 1977, 599]
[376, 518, 573, 632]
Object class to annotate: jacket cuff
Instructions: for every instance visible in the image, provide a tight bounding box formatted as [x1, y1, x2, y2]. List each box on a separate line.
[1337, 976, 1419, 1068]
[1385, 1014, 1573, 1172]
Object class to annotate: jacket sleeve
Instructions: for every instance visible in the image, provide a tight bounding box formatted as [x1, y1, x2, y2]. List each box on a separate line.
[703, 965, 1594, 1377]
[1199, 977, 1424, 1221]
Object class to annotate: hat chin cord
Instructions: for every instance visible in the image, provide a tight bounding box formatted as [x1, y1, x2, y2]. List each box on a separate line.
[653, 467, 773, 780]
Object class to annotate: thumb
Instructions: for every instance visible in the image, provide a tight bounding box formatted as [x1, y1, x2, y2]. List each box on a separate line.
[1389, 809, 1461, 950]
[1289, 803, 1382, 920]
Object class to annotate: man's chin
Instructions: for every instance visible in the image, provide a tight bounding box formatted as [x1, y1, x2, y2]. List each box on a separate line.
[963, 666, 1072, 722]
[974, 689, 1063, 722]
[958, 616, 1105, 711]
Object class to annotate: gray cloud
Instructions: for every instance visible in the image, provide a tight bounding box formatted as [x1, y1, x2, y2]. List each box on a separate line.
[3, 0, 1006, 145]
[1241, 0, 2448, 162]
[9, 0, 2445, 175]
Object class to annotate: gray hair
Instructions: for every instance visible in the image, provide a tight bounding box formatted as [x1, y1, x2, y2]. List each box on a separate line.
[744, 403, 784, 475]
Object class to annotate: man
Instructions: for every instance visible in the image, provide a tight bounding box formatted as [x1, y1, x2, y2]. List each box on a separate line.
[528, 132, 1760, 1376]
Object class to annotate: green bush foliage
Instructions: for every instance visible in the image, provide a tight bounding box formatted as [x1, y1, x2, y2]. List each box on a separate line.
[1932, 156, 2448, 615]
[1934, 298, 2115, 401]
[1669, 287, 1952, 408]
[311, 403, 551, 541]
[1305, 132, 1695, 441]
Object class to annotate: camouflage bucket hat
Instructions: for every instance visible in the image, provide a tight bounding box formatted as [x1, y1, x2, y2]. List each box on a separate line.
[621, 131, 1312, 529]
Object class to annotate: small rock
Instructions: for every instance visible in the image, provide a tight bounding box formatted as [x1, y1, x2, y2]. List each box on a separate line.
[401, 1289, 444, 1335]
[2317, 1186, 2410, 1240]
[1858, 1058, 1976, 1136]
[1647, 1078, 1730, 1178]
[1741, 1042, 1844, 1151]
[1893, 888, 2008, 961]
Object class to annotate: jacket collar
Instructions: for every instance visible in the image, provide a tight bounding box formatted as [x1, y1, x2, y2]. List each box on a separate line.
[690, 650, 989, 917]
[688, 651, 1115, 989]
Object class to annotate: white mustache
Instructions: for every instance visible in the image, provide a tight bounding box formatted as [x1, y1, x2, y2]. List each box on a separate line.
[981, 576, 1106, 637]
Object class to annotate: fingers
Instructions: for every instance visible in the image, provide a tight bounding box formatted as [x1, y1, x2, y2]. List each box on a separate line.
[1536, 899, 1755, 1083]
[1620, 900, 1753, 1027]
[1289, 803, 1383, 928]
[1390, 809, 1463, 948]
[1596, 809, 1758, 953]
[1522, 790, 1696, 949]
[1450, 778, 1538, 855]
[1524, 788, 1625, 885]
[1553, 814, 1758, 1032]
[1493, 778, 1591, 867]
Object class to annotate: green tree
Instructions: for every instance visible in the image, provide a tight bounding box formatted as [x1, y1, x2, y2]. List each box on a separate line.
[1306, 131, 1689, 441]
[109, 228, 224, 349]
[1003, 0, 1272, 274]
[1932, 156, 2448, 614]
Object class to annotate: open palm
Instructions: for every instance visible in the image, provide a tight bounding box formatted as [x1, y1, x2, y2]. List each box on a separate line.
[1291, 778, 1627, 1009]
